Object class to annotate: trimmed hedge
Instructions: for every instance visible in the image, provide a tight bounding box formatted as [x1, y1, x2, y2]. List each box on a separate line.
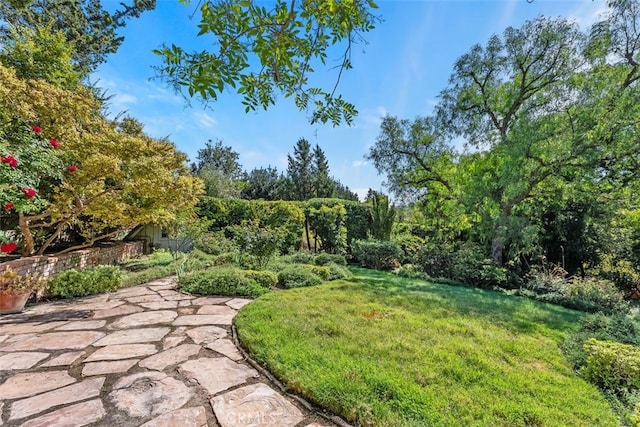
[277, 266, 323, 288]
[47, 265, 123, 298]
[351, 239, 402, 270]
[178, 268, 269, 298]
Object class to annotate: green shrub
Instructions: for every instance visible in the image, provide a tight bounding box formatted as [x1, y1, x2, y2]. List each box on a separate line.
[583, 338, 640, 392]
[304, 265, 331, 281]
[47, 265, 123, 298]
[392, 233, 426, 264]
[562, 312, 640, 370]
[120, 249, 174, 272]
[192, 231, 235, 255]
[314, 252, 347, 266]
[122, 265, 175, 287]
[415, 242, 507, 288]
[326, 263, 352, 281]
[277, 266, 323, 288]
[351, 239, 402, 271]
[178, 268, 269, 298]
[287, 251, 316, 264]
[567, 277, 626, 310]
[394, 264, 427, 280]
[243, 270, 278, 288]
[596, 256, 640, 295]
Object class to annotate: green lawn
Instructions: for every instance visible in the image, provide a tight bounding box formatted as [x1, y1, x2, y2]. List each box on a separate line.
[234, 267, 617, 427]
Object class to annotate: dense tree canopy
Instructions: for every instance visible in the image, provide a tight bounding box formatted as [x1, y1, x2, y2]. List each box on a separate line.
[0, 63, 202, 255]
[370, 0, 640, 271]
[154, 0, 379, 125]
[0, 0, 156, 77]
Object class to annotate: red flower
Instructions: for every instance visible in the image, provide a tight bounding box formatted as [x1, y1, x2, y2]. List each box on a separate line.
[1, 155, 17, 168]
[2, 203, 14, 211]
[67, 165, 77, 172]
[1, 242, 17, 253]
[49, 139, 60, 149]
[21, 188, 36, 199]
[32, 125, 42, 134]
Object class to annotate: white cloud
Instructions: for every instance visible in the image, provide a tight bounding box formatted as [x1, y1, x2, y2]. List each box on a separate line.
[194, 111, 217, 128]
[352, 160, 368, 168]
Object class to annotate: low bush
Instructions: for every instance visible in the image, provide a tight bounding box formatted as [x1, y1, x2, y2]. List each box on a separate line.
[351, 239, 402, 271]
[314, 253, 347, 266]
[583, 338, 640, 392]
[562, 312, 640, 370]
[286, 252, 316, 264]
[392, 233, 426, 264]
[277, 266, 323, 288]
[394, 264, 428, 280]
[566, 277, 626, 310]
[178, 268, 269, 298]
[120, 249, 174, 272]
[193, 231, 235, 255]
[596, 256, 640, 295]
[243, 270, 278, 288]
[47, 265, 123, 298]
[415, 242, 506, 287]
[326, 263, 352, 281]
[122, 265, 175, 287]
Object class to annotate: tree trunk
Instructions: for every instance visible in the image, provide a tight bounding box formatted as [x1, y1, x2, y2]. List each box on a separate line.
[18, 212, 35, 256]
[490, 212, 509, 266]
[304, 213, 311, 251]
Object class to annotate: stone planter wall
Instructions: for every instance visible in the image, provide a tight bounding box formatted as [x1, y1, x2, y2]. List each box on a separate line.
[0, 241, 144, 279]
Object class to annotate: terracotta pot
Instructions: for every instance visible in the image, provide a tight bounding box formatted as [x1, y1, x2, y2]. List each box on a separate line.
[0, 290, 32, 314]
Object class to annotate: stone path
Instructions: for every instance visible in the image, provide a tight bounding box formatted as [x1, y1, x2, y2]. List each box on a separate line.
[0, 277, 337, 427]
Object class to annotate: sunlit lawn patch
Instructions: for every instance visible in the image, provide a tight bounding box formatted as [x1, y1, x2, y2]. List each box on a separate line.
[235, 268, 617, 426]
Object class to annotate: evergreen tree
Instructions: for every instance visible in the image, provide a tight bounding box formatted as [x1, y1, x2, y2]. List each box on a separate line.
[286, 138, 314, 201]
[312, 144, 334, 198]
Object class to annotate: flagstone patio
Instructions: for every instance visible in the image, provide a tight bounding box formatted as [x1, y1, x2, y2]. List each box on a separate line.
[0, 276, 339, 427]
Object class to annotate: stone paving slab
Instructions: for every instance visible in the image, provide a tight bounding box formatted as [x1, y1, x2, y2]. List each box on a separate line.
[0, 352, 49, 370]
[211, 383, 305, 427]
[1, 331, 105, 351]
[0, 277, 339, 427]
[40, 351, 85, 367]
[139, 406, 207, 427]
[92, 327, 170, 346]
[84, 344, 157, 361]
[110, 372, 192, 417]
[0, 370, 76, 400]
[180, 357, 259, 395]
[82, 359, 139, 376]
[20, 399, 105, 427]
[9, 377, 105, 420]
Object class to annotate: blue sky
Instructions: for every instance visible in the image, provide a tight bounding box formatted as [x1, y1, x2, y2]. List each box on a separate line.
[96, 0, 605, 200]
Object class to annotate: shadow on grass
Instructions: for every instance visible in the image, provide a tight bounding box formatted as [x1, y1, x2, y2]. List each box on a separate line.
[347, 267, 583, 337]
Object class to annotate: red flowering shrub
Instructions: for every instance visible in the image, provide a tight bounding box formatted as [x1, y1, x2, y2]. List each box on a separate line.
[1, 243, 17, 253]
[67, 165, 77, 172]
[1, 122, 76, 255]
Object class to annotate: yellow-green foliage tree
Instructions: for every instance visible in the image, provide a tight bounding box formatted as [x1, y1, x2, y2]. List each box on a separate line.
[0, 63, 203, 256]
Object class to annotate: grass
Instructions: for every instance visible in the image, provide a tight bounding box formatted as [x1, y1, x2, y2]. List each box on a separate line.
[235, 267, 618, 427]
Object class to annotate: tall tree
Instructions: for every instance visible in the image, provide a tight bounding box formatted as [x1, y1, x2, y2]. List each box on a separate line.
[312, 144, 334, 198]
[193, 139, 243, 179]
[192, 139, 243, 198]
[286, 138, 314, 201]
[0, 0, 155, 77]
[241, 166, 285, 200]
[0, 64, 202, 255]
[153, 0, 379, 125]
[370, 5, 640, 268]
[0, 24, 81, 88]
